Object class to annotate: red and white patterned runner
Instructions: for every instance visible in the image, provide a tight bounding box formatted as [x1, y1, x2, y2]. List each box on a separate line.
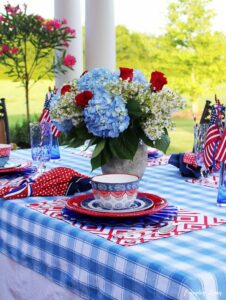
[27, 199, 226, 246]
[147, 155, 170, 167]
[186, 175, 219, 189]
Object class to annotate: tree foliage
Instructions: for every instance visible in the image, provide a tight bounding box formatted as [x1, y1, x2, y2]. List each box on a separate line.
[0, 3, 76, 123]
[115, 0, 226, 104]
[1, 0, 226, 109]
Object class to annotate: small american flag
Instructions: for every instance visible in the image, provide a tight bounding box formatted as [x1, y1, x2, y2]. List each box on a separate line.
[203, 106, 221, 168]
[215, 129, 226, 163]
[39, 92, 61, 137]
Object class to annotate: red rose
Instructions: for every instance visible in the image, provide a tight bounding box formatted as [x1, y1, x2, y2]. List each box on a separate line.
[61, 84, 71, 95]
[75, 90, 93, 107]
[119, 67, 133, 82]
[150, 71, 167, 91]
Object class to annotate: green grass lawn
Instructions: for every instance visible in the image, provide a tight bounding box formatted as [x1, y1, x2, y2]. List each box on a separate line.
[167, 118, 194, 154]
[0, 79, 54, 116]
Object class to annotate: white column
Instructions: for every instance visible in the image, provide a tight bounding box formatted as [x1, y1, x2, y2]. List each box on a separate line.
[85, 0, 116, 71]
[54, 0, 83, 88]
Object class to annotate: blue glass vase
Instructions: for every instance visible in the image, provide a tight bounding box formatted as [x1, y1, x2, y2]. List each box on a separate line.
[51, 135, 60, 159]
[217, 163, 226, 206]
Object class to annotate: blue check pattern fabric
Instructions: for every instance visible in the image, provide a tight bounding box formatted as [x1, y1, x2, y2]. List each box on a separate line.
[1, 148, 226, 300]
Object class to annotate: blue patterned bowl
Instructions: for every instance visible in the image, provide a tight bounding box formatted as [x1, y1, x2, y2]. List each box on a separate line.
[91, 173, 139, 210]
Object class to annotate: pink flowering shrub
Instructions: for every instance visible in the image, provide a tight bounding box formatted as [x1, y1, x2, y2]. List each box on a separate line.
[0, 3, 76, 123]
[63, 54, 77, 67]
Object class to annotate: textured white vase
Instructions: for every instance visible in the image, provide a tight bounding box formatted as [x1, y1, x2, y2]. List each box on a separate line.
[101, 142, 147, 178]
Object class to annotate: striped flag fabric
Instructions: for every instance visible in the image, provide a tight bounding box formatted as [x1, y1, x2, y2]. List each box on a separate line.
[203, 106, 221, 168]
[203, 124, 221, 168]
[39, 92, 61, 137]
[215, 129, 226, 163]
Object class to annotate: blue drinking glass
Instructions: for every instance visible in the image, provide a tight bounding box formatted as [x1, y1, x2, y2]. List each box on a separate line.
[217, 163, 226, 206]
[51, 135, 60, 159]
[30, 122, 52, 173]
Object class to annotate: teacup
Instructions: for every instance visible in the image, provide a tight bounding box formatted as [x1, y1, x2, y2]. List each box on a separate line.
[0, 144, 11, 167]
[91, 173, 139, 210]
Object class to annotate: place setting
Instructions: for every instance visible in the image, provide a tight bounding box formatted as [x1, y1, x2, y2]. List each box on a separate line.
[0, 144, 35, 188]
[65, 174, 168, 218]
[27, 172, 226, 246]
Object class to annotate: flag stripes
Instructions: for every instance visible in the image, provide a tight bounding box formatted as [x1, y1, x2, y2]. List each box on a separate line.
[215, 129, 226, 163]
[203, 124, 221, 168]
[39, 108, 61, 137]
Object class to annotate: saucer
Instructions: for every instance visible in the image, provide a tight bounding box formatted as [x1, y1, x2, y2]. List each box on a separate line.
[81, 196, 154, 213]
[66, 192, 168, 218]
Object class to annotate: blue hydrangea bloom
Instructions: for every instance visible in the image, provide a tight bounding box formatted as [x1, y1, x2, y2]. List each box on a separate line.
[133, 69, 148, 84]
[84, 88, 130, 138]
[77, 68, 118, 92]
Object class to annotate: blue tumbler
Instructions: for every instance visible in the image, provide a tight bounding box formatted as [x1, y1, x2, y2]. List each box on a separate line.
[51, 135, 60, 159]
[217, 163, 226, 206]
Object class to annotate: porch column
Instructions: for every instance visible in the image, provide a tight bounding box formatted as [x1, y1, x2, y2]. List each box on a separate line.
[54, 0, 83, 88]
[85, 0, 116, 71]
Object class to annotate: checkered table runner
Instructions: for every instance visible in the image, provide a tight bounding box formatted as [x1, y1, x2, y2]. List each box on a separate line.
[1, 147, 226, 300]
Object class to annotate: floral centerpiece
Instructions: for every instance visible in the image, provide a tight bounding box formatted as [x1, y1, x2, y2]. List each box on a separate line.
[50, 67, 185, 171]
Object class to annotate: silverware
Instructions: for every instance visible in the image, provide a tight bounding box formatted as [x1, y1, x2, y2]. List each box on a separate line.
[113, 222, 182, 238]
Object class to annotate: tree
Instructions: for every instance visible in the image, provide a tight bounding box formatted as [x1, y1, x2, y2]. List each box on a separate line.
[164, 0, 226, 101]
[0, 3, 76, 124]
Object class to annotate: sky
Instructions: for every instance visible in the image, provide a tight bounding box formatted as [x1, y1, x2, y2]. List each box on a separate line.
[0, 0, 225, 35]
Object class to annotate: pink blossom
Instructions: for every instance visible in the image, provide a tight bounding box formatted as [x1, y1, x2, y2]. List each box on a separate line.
[0, 15, 6, 22]
[65, 27, 76, 37]
[61, 18, 67, 25]
[63, 54, 76, 67]
[44, 19, 61, 31]
[36, 15, 44, 23]
[52, 19, 61, 29]
[10, 47, 20, 55]
[5, 4, 20, 15]
[2, 44, 10, 53]
[64, 41, 70, 48]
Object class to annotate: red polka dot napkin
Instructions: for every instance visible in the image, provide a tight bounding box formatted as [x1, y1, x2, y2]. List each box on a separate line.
[1, 167, 91, 199]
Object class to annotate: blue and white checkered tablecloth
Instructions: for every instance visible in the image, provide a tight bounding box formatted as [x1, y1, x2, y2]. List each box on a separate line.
[1, 147, 226, 300]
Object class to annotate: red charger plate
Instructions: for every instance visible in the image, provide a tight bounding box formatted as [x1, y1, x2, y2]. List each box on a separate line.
[66, 192, 168, 218]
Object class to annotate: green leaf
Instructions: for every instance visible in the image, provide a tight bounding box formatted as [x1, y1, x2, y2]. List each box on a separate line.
[91, 153, 102, 171]
[68, 138, 86, 148]
[109, 128, 139, 160]
[92, 139, 106, 158]
[154, 133, 170, 153]
[101, 141, 114, 165]
[138, 126, 170, 153]
[126, 99, 142, 117]
[90, 142, 114, 170]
